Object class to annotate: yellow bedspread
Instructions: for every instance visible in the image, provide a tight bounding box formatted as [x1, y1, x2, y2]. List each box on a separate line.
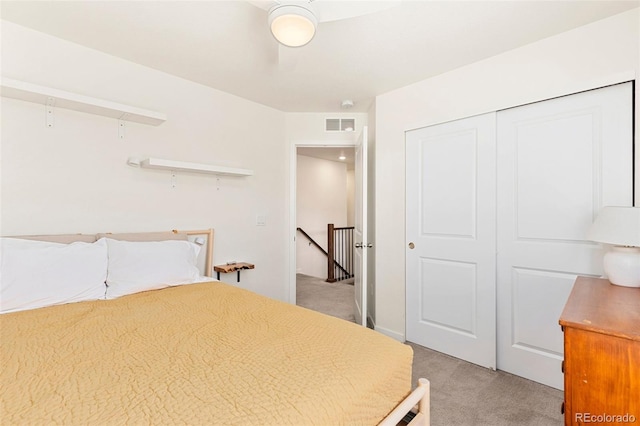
[1, 282, 412, 425]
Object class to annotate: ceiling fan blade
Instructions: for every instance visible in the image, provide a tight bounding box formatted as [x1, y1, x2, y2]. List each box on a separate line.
[312, 0, 402, 23]
[249, 0, 402, 22]
[246, 0, 279, 11]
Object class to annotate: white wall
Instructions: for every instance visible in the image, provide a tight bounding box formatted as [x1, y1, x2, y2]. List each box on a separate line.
[296, 155, 348, 279]
[0, 21, 290, 301]
[346, 170, 355, 227]
[375, 9, 640, 341]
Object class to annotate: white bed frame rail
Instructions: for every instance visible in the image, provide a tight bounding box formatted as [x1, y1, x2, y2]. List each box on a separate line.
[379, 378, 430, 426]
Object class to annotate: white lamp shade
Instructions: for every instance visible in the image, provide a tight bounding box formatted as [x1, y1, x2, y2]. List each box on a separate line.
[269, 4, 317, 47]
[587, 206, 640, 247]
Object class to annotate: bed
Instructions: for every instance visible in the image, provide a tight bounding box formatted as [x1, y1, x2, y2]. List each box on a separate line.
[0, 229, 429, 425]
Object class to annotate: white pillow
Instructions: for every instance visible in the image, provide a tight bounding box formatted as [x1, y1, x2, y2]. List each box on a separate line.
[0, 238, 108, 313]
[103, 238, 205, 299]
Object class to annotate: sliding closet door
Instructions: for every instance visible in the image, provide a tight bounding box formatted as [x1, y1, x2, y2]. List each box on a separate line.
[496, 82, 633, 389]
[406, 113, 496, 369]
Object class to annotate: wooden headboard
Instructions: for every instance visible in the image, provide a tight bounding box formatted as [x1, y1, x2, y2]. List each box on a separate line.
[173, 229, 215, 277]
[9, 229, 215, 277]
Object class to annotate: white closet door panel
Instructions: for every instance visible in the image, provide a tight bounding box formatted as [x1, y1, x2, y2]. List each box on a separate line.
[511, 269, 575, 355]
[419, 258, 476, 335]
[497, 82, 633, 390]
[407, 112, 496, 369]
[515, 114, 595, 241]
[420, 132, 477, 238]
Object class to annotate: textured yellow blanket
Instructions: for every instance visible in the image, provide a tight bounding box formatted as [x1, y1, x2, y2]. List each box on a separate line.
[1, 282, 412, 425]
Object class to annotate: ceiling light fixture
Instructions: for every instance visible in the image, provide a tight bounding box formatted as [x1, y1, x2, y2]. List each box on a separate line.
[269, 4, 317, 48]
[341, 99, 354, 109]
[339, 155, 346, 160]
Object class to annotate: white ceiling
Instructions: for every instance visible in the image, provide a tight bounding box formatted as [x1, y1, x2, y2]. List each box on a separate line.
[1, 1, 637, 113]
[298, 146, 356, 169]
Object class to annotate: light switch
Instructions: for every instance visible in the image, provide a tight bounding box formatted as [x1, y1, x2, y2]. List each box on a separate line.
[256, 215, 267, 226]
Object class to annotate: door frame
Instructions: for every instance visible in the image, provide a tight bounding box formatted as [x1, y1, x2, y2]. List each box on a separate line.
[288, 140, 358, 305]
[354, 126, 368, 326]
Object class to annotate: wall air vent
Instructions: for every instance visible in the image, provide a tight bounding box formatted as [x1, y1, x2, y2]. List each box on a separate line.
[325, 118, 355, 132]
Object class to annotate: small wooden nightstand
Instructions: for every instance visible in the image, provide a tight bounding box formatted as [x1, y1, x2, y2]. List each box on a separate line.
[213, 262, 255, 282]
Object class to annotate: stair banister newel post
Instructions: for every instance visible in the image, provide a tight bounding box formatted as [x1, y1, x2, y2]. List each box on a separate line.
[295, 226, 352, 282]
[327, 223, 336, 283]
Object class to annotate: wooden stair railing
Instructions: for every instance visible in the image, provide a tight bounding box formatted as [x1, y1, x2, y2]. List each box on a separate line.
[296, 227, 350, 282]
[327, 224, 355, 283]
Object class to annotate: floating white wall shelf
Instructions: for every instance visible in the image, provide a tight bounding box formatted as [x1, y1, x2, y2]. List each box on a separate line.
[0, 78, 166, 126]
[140, 158, 253, 177]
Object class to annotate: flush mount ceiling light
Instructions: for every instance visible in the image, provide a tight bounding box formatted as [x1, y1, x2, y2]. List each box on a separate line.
[341, 99, 354, 109]
[269, 4, 317, 47]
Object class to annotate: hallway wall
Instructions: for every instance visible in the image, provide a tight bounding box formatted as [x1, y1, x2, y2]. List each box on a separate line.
[296, 155, 348, 279]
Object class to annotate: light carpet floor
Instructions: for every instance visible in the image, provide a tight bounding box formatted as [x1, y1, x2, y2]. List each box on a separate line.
[296, 273, 356, 322]
[296, 273, 564, 426]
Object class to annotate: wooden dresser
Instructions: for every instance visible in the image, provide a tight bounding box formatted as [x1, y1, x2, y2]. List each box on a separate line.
[559, 276, 640, 426]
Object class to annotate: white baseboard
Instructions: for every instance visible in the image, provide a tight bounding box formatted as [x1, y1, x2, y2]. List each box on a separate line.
[374, 325, 405, 342]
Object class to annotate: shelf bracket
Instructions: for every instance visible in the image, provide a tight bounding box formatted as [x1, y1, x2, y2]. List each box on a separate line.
[171, 170, 177, 188]
[46, 97, 55, 128]
[118, 119, 126, 139]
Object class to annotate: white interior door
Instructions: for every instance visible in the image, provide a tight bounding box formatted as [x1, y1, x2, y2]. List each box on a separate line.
[354, 126, 368, 327]
[406, 113, 497, 369]
[496, 82, 633, 389]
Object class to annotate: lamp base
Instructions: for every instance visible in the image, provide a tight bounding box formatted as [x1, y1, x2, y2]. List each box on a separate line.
[604, 246, 640, 288]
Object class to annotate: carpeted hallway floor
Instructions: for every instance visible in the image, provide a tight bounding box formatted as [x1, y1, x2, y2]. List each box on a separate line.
[296, 273, 356, 322]
[296, 273, 564, 426]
